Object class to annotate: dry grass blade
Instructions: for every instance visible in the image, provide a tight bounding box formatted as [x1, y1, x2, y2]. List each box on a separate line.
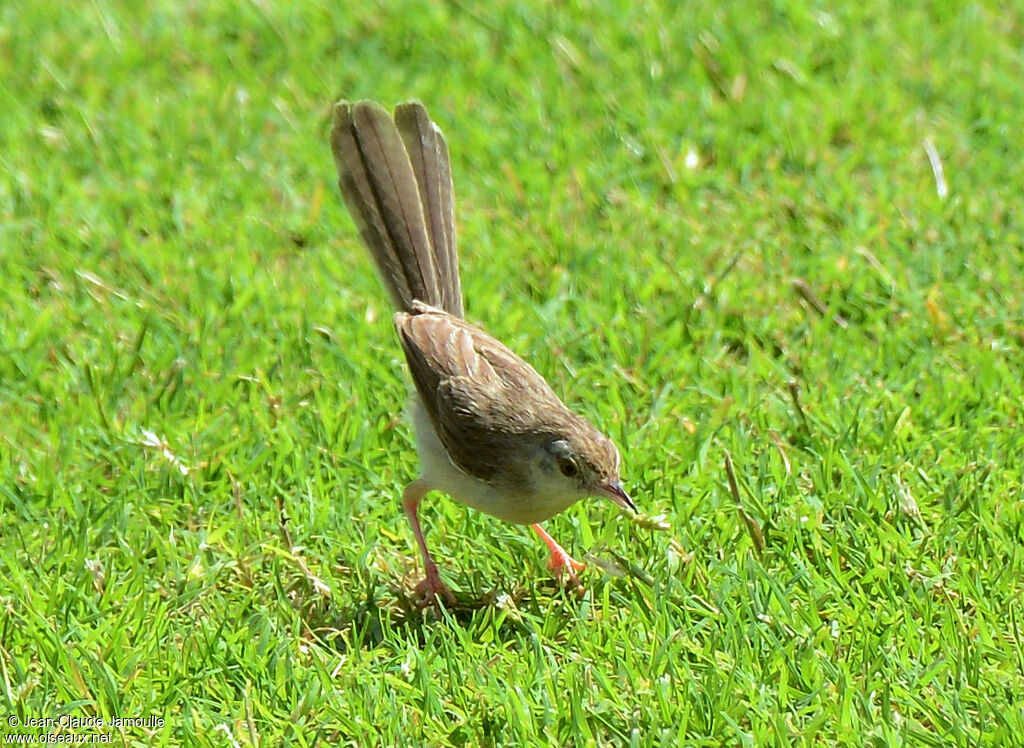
[725, 451, 764, 556]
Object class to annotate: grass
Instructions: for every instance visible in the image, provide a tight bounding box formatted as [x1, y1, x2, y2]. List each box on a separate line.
[2, 0, 1023, 744]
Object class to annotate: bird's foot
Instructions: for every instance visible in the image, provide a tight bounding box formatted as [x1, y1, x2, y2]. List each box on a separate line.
[412, 562, 455, 608]
[547, 547, 586, 594]
[532, 524, 586, 595]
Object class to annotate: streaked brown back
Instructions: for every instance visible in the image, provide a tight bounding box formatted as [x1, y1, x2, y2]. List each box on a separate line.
[395, 303, 604, 483]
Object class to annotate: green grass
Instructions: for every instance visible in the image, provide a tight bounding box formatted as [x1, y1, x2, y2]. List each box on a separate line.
[2, 0, 1023, 744]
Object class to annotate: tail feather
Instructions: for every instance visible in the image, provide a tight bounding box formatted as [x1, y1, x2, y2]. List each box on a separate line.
[395, 103, 462, 317]
[330, 100, 462, 318]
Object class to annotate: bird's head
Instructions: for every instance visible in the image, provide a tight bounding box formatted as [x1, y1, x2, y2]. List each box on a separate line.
[535, 423, 635, 515]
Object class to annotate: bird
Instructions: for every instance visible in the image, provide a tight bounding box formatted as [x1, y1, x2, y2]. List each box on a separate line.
[329, 100, 635, 606]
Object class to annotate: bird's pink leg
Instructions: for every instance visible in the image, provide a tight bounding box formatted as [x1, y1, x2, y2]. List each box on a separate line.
[403, 479, 455, 607]
[531, 524, 585, 589]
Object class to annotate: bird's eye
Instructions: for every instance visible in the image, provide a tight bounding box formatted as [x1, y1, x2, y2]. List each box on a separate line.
[559, 458, 579, 478]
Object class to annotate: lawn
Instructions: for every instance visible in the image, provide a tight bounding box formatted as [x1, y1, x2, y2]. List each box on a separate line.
[2, 0, 1022, 745]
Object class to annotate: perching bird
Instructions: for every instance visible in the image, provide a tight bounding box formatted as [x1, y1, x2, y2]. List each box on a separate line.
[329, 100, 634, 605]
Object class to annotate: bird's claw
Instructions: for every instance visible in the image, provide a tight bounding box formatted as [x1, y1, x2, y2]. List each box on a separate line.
[547, 549, 586, 593]
[412, 563, 455, 608]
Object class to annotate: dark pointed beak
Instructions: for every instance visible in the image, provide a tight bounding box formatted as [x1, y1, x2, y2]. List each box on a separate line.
[598, 480, 636, 514]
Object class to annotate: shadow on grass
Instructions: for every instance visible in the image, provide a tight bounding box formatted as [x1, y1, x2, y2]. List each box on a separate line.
[291, 575, 598, 652]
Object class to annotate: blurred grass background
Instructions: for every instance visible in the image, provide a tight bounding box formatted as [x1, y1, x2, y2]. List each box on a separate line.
[1, 0, 1022, 744]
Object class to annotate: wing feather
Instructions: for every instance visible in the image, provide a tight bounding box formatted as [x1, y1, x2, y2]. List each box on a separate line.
[395, 306, 578, 482]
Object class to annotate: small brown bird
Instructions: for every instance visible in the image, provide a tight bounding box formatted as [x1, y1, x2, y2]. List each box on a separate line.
[330, 100, 634, 605]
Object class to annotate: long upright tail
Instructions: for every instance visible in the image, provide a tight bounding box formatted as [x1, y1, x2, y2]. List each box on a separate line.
[330, 100, 463, 318]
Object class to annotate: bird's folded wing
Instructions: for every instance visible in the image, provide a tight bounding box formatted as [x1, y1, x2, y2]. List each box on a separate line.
[394, 307, 570, 482]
